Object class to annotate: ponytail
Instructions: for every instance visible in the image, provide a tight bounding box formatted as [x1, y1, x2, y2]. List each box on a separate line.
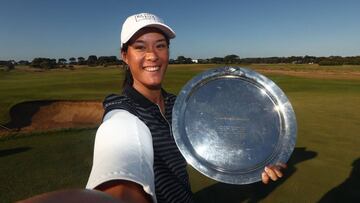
[121, 43, 133, 87]
[122, 65, 133, 87]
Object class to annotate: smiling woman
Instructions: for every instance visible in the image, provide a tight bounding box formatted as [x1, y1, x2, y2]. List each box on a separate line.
[84, 12, 286, 203]
[85, 13, 195, 203]
[121, 27, 170, 106]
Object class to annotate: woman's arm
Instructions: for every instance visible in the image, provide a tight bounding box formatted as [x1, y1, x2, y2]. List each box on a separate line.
[96, 180, 152, 203]
[87, 110, 156, 203]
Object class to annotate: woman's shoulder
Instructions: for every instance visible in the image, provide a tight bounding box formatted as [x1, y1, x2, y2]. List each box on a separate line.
[103, 109, 138, 122]
[102, 93, 138, 117]
[103, 93, 131, 107]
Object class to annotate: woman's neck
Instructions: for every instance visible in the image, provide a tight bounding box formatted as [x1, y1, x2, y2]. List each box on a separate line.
[132, 83, 165, 113]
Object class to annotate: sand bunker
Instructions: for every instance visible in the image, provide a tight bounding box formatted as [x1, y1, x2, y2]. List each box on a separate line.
[1, 100, 103, 134]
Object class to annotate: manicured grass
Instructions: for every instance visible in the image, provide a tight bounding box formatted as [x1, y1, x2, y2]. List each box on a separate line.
[0, 128, 96, 202]
[0, 66, 123, 124]
[1, 64, 360, 202]
[0, 64, 215, 124]
[1, 64, 358, 124]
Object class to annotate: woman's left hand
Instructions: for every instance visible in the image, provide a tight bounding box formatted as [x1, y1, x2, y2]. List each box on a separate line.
[261, 163, 287, 184]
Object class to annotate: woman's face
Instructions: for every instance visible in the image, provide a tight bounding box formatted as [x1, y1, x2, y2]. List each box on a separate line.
[122, 27, 169, 90]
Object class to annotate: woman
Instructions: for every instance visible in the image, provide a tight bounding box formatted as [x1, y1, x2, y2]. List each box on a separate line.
[86, 13, 286, 203]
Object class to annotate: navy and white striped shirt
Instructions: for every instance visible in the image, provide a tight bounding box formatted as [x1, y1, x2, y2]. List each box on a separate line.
[103, 85, 193, 203]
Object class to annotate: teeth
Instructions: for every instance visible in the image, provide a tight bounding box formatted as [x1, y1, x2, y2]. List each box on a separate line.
[144, 66, 160, 72]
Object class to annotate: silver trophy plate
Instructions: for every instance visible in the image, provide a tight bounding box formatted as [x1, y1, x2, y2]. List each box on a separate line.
[172, 66, 297, 184]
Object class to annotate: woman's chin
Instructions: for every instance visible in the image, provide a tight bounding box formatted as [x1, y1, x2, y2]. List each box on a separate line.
[133, 79, 163, 91]
[146, 83, 162, 90]
[143, 79, 163, 89]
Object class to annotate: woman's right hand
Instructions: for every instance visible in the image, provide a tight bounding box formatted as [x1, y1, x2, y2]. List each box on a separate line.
[261, 163, 287, 184]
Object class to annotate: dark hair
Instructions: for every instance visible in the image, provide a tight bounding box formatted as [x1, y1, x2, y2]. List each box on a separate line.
[121, 43, 133, 87]
[121, 30, 170, 88]
[122, 66, 133, 87]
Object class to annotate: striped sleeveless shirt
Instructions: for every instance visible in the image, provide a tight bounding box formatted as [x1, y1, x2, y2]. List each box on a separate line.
[103, 85, 194, 203]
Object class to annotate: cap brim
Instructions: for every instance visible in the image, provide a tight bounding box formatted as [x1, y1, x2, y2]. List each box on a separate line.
[122, 23, 176, 47]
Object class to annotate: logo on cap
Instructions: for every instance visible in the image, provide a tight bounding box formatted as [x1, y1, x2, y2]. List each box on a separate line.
[134, 13, 156, 22]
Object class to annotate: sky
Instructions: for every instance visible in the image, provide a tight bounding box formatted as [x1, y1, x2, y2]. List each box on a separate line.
[1, 0, 360, 61]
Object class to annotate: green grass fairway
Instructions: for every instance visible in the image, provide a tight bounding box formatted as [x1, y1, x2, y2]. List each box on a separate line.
[1, 64, 360, 202]
[0, 129, 95, 202]
[0, 66, 123, 124]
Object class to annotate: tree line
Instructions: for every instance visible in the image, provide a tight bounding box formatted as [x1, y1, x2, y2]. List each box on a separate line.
[198, 55, 360, 65]
[1, 55, 124, 71]
[27, 55, 123, 69]
[2, 54, 360, 71]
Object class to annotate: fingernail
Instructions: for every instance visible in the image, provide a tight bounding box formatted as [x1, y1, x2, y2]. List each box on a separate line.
[264, 166, 269, 171]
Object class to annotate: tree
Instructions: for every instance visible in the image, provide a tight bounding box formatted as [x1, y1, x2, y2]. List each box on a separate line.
[18, 60, 30, 65]
[0, 60, 15, 71]
[175, 56, 193, 64]
[77, 57, 86, 65]
[224, 54, 240, 64]
[303, 55, 317, 64]
[169, 59, 176, 64]
[69, 57, 77, 65]
[176, 56, 186, 64]
[31, 58, 57, 69]
[7, 61, 15, 71]
[98, 56, 119, 66]
[87, 55, 98, 66]
[58, 58, 67, 65]
[0, 60, 8, 66]
[210, 57, 224, 64]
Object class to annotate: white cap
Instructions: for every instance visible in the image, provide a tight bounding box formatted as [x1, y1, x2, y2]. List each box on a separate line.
[121, 13, 176, 47]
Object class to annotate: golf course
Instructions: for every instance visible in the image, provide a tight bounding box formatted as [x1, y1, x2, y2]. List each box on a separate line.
[0, 64, 359, 202]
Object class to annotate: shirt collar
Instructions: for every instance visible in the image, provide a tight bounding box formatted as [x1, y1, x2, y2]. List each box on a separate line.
[123, 84, 170, 108]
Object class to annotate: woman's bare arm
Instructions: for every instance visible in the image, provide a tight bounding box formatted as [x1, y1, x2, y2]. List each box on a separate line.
[96, 180, 153, 203]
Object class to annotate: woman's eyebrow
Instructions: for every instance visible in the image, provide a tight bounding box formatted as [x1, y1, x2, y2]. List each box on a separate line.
[156, 39, 167, 43]
[133, 38, 166, 43]
[130, 38, 167, 47]
[133, 40, 145, 44]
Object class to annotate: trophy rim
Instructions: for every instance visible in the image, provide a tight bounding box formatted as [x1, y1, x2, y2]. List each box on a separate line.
[172, 66, 297, 184]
